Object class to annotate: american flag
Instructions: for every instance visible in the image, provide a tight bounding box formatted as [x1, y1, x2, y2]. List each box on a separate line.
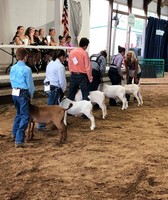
[62, 0, 69, 37]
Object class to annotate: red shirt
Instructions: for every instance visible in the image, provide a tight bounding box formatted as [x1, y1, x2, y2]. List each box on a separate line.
[68, 47, 93, 82]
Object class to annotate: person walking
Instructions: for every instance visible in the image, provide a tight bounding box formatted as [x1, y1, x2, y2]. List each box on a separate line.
[68, 37, 93, 101]
[108, 45, 125, 106]
[10, 47, 35, 148]
[37, 49, 67, 130]
[89, 50, 107, 91]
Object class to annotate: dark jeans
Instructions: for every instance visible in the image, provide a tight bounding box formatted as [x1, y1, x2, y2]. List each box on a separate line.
[47, 85, 62, 105]
[108, 67, 121, 106]
[12, 90, 30, 144]
[127, 72, 141, 84]
[89, 69, 101, 91]
[108, 67, 121, 85]
[68, 73, 90, 101]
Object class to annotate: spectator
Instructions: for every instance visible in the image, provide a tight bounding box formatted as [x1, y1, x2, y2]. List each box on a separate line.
[47, 27, 58, 46]
[65, 35, 74, 55]
[46, 27, 58, 60]
[108, 45, 125, 106]
[68, 37, 92, 102]
[58, 35, 66, 46]
[37, 49, 67, 130]
[36, 28, 47, 45]
[34, 29, 39, 40]
[89, 50, 107, 91]
[12, 26, 26, 45]
[25, 27, 37, 45]
[36, 28, 49, 70]
[24, 27, 41, 71]
[10, 47, 35, 148]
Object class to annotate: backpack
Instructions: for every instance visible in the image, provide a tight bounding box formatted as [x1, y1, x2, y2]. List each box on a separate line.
[90, 54, 102, 66]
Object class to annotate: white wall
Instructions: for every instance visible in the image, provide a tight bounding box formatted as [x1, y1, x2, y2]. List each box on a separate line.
[0, 0, 90, 64]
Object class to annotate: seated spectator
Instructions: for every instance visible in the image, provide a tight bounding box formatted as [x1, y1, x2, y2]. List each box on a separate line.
[65, 35, 74, 55]
[36, 28, 49, 70]
[46, 27, 58, 60]
[34, 29, 39, 39]
[25, 27, 37, 45]
[24, 27, 41, 72]
[47, 27, 58, 46]
[12, 26, 26, 45]
[36, 28, 47, 45]
[58, 35, 66, 46]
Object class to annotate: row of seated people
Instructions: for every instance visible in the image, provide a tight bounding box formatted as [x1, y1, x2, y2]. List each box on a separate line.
[12, 26, 74, 72]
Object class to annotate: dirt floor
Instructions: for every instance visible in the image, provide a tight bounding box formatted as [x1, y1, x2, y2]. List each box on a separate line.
[0, 84, 168, 200]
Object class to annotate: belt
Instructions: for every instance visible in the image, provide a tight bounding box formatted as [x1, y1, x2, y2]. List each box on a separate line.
[71, 72, 86, 75]
[15, 88, 28, 91]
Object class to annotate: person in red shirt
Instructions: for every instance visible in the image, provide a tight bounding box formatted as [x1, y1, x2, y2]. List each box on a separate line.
[68, 37, 93, 101]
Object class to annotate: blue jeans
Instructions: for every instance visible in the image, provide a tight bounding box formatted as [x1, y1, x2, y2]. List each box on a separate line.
[37, 86, 62, 129]
[127, 72, 141, 84]
[68, 73, 90, 100]
[12, 90, 30, 144]
[108, 67, 121, 106]
[47, 85, 62, 105]
[89, 69, 101, 91]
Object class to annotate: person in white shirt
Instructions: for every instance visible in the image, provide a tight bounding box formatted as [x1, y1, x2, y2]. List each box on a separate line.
[44, 49, 67, 105]
[37, 49, 67, 130]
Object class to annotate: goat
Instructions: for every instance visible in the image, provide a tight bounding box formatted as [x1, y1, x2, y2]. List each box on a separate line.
[60, 98, 96, 131]
[75, 90, 107, 119]
[124, 83, 143, 106]
[27, 103, 73, 144]
[99, 83, 128, 110]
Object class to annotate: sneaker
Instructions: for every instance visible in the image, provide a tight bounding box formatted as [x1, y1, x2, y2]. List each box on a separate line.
[15, 143, 24, 148]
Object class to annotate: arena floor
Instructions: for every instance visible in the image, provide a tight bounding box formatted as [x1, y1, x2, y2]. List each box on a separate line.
[0, 80, 168, 199]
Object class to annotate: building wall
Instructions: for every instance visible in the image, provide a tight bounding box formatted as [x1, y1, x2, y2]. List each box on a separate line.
[0, 0, 90, 64]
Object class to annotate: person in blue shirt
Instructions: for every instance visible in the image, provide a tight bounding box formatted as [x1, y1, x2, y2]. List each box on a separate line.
[10, 47, 35, 148]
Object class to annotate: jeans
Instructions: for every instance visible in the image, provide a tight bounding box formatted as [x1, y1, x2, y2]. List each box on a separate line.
[89, 69, 101, 91]
[12, 90, 30, 144]
[127, 72, 141, 84]
[108, 67, 121, 85]
[47, 85, 62, 105]
[68, 73, 90, 101]
[108, 67, 121, 106]
[37, 86, 62, 129]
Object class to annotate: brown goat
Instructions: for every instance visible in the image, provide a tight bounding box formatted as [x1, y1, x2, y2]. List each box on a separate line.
[27, 103, 73, 144]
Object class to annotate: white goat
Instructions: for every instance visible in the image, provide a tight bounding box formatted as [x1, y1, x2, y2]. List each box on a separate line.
[75, 90, 107, 119]
[60, 98, 95, 131]
[124, 84, 143, 106]
[99, 83, 128, 110]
